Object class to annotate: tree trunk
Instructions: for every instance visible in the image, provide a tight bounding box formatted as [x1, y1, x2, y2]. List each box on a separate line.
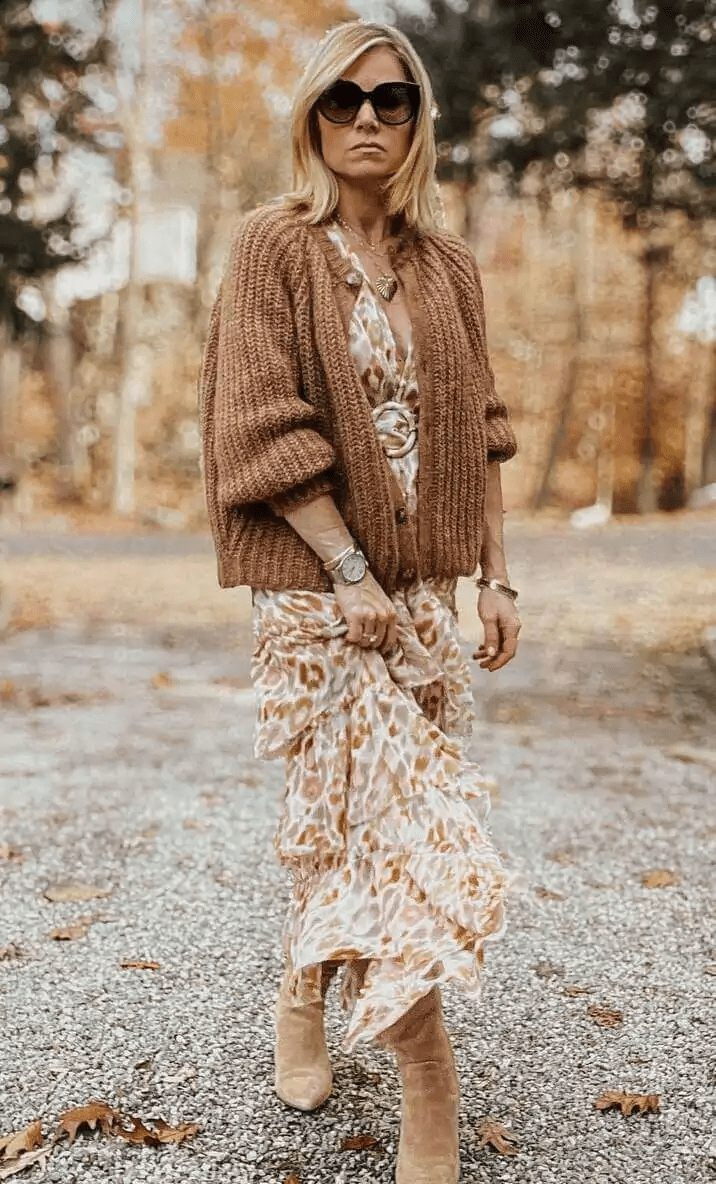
[701, 343, 716, 486]
[532, 194, 584, 509]
[636, 244, 670, 514]
[110, 0, 152, 516]
[0, 320, 21, 458]
[42, 293, 86, 502]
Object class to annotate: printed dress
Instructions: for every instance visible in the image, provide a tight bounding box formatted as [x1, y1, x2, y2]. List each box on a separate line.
[250, 223, 511, 1051]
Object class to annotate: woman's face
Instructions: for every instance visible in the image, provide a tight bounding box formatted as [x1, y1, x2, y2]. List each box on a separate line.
[315, 46, 416, 188]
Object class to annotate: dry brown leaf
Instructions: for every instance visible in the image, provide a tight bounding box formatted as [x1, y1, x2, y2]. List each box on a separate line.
[340, 1134, 382, 1152]
[0, 1145, 52, 1181]
[0, 1121, 43, 1162]
[475, 1116, 520, 1156]
[43, 882, 112, 903]
[0, 944, 23, 963]
[120, 960, 161, 971]
[283, 1177, 301, 1184]
[115, 1116, 159, 1146]
[546, 848, 576, 865]
[587, 1004, 623, 1028]
[532, 960, 564, 979]
[47, 921, 92, 941]
[594, 1090, 660, 1117]
[640, 868, 680, 889]
[704, 964, 716, 976]
[534, 886, 565, 900]
[55, 1102, 118, 1145]
[150, 1119, 201, 1144]
[0, 844, 22, 862]
[182, 819, 204, 830]
[151, 671, 174, 689]
[563, 984, 593, 997]
[0, 679, 17, 703]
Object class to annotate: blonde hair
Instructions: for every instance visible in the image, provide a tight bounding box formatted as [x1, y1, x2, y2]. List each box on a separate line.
[277, 20, 445, 234]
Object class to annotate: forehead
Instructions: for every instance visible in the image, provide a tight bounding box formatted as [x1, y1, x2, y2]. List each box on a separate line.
[341, 45, 408, 88]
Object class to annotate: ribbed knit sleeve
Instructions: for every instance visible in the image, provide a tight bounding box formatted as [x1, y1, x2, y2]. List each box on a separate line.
[467, 254, 518, 463]
[209, 210, 338, 514]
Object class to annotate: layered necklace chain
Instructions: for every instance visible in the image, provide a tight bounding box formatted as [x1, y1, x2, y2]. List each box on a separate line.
[334, 212, 399, 302]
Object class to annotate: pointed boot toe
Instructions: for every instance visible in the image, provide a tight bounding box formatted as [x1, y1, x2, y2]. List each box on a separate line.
[274, 1063, 333, 1112]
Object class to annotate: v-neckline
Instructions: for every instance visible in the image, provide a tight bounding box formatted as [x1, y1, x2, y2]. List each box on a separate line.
[327, 224, 412, 372]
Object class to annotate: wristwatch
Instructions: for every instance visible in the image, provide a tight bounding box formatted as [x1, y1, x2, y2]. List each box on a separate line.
[324, 544, 368, 585]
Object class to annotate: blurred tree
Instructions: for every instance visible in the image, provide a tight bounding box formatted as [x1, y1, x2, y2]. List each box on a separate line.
[395, 0, 716, 510]
[0, 0, 113, 332]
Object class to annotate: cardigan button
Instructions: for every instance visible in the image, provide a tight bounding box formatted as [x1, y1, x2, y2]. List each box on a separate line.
[346, 270, 362, 287]
[395, 507, 407, 525]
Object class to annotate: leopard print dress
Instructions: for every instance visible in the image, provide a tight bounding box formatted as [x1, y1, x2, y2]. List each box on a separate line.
[250, 223, 511, 1050]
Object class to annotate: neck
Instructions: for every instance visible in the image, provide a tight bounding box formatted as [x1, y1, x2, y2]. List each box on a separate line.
[335, 183, 395, 243]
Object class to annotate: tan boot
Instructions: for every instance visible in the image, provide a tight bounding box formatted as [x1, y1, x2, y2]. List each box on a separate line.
[273, 961, 338, 1111]
[379, 988, 460, 1184]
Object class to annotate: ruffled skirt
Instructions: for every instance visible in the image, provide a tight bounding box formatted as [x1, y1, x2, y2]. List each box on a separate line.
[250, 576, 511, 1050]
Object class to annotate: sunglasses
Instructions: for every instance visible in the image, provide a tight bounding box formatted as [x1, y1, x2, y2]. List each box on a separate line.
[316, 80, 421, 126]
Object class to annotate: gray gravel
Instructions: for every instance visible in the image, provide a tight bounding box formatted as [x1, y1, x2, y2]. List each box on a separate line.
[1, 623, 715, 1184]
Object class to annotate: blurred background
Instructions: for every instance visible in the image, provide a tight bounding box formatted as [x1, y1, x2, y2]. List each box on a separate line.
[0, 0, 714, 656]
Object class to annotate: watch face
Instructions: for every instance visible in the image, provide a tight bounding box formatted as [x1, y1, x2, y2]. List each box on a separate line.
[342, 552, 366, 582]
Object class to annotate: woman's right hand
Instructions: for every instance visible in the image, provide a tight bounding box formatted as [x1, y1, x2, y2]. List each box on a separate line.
[334, 572, 398, 650]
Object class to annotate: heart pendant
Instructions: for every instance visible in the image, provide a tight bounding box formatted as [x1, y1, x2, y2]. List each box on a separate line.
[375, 274, 398, 301]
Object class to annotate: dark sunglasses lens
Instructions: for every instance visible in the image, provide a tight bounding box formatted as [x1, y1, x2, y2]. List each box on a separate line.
[318, 81, 362, 123]
[373, 83, 418, 124]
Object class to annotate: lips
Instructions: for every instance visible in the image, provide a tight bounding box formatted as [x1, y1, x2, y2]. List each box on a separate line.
[352, 143, 384, 151]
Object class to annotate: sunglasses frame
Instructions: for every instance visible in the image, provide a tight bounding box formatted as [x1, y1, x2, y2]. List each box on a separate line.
[316, 79, 421, 126]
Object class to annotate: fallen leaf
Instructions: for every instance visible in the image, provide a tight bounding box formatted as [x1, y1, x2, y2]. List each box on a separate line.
[532, 960, 564, 979]
[0, 1121, 43, 1162]
[0, 679, 17, 703]
[0, 1145, 52, 1180]
[704, 964, 716, 976]
[640, 868, 680, 889]
[283, 1177, 301, 1184]
[43, 882, 112, 903]
[340, 1134, 382, 1152]
[665, 744, 716, 771]
[150, 672, 174, 689]
[151, 1119, 201, 1144]
[115, 1116, 159, 1146]
[47, 921, 92, 941]
[120, 960, 161, 971]
[563, 984, 593, 997]
[534, 886, 565, 900]
[182, 819, 204, 830]
[587, 1004, 623, 1028]
[594, 1090, 660, 1117]
[0, 844, 22, 862]
[0, 944, 23, 962]
[546, 848, 576, 865]
[475, 1116, 520, 1155]
[55, 1102, 118, 1145]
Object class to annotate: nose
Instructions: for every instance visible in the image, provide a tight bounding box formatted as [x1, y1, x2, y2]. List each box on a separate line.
[354, 98, 379, 129]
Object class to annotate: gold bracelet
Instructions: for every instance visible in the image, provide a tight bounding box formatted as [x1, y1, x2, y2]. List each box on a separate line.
[323, 542, 357, 572]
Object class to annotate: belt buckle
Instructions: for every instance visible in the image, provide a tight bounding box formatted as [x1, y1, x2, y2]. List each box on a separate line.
[372, 400, 417, 459]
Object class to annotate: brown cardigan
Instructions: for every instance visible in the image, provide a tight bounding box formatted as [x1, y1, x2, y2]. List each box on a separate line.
[198, 202, 517, 594]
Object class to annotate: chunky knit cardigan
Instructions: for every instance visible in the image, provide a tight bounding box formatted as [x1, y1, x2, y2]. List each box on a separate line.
[198, 202, 518, 594]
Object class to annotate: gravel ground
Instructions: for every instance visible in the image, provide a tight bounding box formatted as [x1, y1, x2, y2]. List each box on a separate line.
[1, 618, 715, 1184]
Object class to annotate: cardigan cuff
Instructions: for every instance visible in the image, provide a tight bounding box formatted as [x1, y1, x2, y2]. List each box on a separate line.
[486, 419, 519, 463]
[267, 471, 338, 517]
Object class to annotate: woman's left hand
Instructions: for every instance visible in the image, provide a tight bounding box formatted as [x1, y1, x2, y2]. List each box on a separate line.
[472, 588, 521, 672]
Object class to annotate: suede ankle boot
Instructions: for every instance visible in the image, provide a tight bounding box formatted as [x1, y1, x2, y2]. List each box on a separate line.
[379, 988, 460, 1184]
[273, 961, 338, 1111]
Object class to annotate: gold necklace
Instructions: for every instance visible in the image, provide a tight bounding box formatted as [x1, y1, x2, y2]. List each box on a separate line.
[334, 213, 399, 302]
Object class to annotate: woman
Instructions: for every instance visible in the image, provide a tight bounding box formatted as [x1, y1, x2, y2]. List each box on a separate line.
[198, 19, 520, 1184]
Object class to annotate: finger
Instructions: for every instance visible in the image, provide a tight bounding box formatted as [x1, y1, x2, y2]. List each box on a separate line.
[360, 617, 379, 647]
[345, 613, 365, 645]
[485, 635, 519, 672]
[383, 616, 399, 651]
[481, 619, 500, 661]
